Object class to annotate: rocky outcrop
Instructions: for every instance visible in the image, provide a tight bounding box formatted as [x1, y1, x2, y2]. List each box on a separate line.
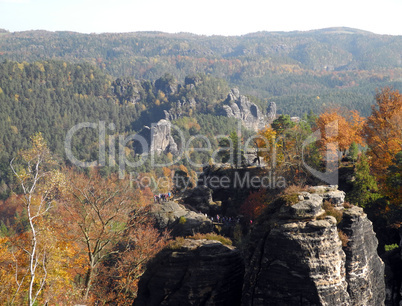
[111, 78, 142, 104]
[222, 88, 273, 131]
[182, 185, 221, 215]
[135, 186, 385, 305]
[149, 119, 178, 154]
[164, 98, 196, 121]
[197, 164, 269, 216]
[266, 101, 277, 122]
[134, 239, 244, 306]
[135, 119, 178, 155]
[150, 201, 213, 237]
[243, 187, 385, 306]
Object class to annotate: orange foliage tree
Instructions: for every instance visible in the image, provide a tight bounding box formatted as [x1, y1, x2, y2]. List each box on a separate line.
[93, 223, 169, 304]
[315, 108, 365, 157]
[240, 189, 269, 220]
[60, 168, 165, 302]
[362, 87, 402, 180]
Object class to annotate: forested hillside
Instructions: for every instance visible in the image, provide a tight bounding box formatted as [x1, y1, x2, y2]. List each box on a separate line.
[0, 60, 253, 198]
[1, 27, 401, 115]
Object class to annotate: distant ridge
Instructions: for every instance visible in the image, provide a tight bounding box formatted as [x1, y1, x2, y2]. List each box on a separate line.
[307, 27, 376, 35]
[0, 26, 401, 116]
[0, 27, 395, 37]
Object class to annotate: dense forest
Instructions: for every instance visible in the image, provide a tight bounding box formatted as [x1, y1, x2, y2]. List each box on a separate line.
[0, 60, 257, 199]
[1, 27, 402, 116]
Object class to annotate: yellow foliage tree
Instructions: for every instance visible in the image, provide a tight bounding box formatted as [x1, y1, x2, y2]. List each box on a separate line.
[255, 126, 279, 168]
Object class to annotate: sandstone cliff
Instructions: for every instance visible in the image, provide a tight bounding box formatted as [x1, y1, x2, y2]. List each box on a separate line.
[243, 187, 385, 306]
[134, 239, 244, 306]
[135, 186, 385, 305]
[135, 119, 178, 155]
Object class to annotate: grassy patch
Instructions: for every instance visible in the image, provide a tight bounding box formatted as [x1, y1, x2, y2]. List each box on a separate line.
[280, 185, 308, 205]
[167, 237, 186, 250]
[189, 233, 233, 246]
[323, 201, 343, 224]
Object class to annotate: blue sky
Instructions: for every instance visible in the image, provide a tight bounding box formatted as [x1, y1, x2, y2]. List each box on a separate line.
[1, 0, 402, 36]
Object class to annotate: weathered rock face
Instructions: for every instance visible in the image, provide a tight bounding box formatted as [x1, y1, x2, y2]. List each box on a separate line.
[150, 201, 213, 237]
[222, 88, 273, 131]
[243, 187, 385, 306]
[111, 78, 143, 104]
[135, 119, 178, 155]
[198, 164, 268, 216]
[150, 119, 178, 154]
[182, 185, 221, 215]
[164, 97, 196, 121]
[266, 101, 277, 122]
[134, 239, 244, 306]
[339, 206, 386, 305]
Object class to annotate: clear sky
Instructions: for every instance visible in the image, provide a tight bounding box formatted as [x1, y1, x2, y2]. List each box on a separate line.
[1, 0, 402, 36]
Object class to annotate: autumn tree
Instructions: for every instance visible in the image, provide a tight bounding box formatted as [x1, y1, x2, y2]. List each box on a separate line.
[93, 223, 169, 304]
[255, 126, 278, 168]
[256, 119, 320, 185]
[315, 108, 365, 158]
[240, 188, 269, 220]
[9, 133, 65, 305]
[60, 168, 154, 301]
[362, 87, 402, 180]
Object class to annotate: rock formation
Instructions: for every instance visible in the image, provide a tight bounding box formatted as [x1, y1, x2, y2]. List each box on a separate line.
[242, 187, 385, 306]
[339, 206, 385, 305]
[134, 239, 244, 306]
[150, 201, 213, 237]
[149, 119, 178, 154]
[182, 185, 221, 215]
[222, 88, 273, 131]
[266, 101, 277, 122]
[135, 119, 178, 155]
[134, 186, 386, 305]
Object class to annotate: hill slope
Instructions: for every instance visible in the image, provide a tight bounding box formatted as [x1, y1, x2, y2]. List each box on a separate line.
[1, 27, 401, 115]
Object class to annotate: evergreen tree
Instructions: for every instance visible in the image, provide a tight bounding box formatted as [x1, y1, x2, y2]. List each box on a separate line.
[348, 142, 359, 163]
[347, 153, 381, 207]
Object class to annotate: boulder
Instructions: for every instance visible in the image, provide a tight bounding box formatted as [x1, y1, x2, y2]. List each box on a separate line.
[280, 193, 324, 219]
